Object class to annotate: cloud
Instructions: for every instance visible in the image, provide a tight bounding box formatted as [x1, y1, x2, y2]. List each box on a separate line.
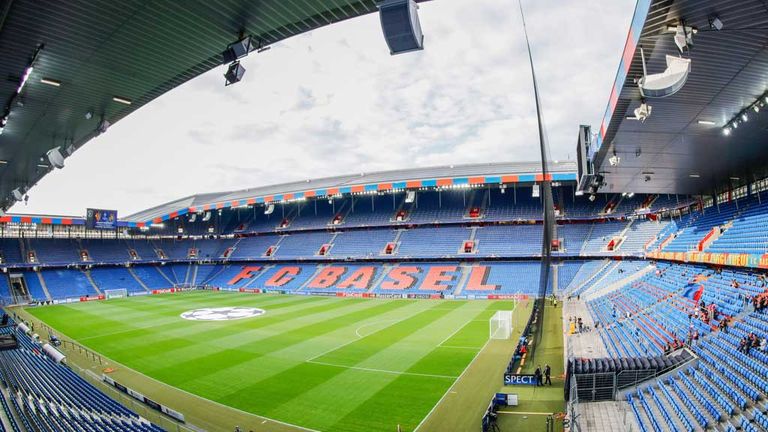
[16, 0, 636, 217]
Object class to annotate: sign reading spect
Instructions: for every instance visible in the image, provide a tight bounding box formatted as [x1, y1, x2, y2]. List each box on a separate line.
[504, 374, 537, 386]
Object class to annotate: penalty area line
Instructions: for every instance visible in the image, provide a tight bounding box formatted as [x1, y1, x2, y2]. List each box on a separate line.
[306, 313, 415, 362]
[306, 360, 458, 379]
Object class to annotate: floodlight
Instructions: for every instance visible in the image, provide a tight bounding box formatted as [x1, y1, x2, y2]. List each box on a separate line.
[634, 102, 652, 122]
[709, 16, 723, 31]
[588, 194, 596, 202]
[46, 147, 65, 169]
[224, 61, 245, 86]
[222, 36, 253, 64]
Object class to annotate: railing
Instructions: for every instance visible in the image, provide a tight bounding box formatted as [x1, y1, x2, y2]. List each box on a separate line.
[568, 372, 639, 432]
[573, 372, 617, 402]
[567, 375, 583, 432]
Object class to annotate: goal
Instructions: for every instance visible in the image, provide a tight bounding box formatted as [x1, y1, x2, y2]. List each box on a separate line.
[490, 311, 513, 340]
[104, 289, 128, 300]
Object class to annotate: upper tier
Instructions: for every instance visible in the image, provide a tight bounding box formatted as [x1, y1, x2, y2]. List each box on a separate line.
[145, 188, 690, 237]
[2, 219, 665, 266]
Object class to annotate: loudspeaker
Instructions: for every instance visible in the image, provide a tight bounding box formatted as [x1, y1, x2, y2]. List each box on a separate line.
[377, 0, 424, 55]
[224, 61, 246, 86]
[46, 147, 65, 169]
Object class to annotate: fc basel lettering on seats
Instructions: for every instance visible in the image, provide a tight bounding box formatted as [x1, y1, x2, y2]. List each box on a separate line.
[226, 264, 506, 291]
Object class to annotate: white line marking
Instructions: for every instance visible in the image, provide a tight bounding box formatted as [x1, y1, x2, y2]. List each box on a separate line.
[306, 360, 457, 380]
[354, 319, 399, 338]
[414, 339, 491, 432]
[438, 345, 479, 350]
[25, 309, 321, 432]
[437, 320, 473, 347]
[306, 313, 414, 362]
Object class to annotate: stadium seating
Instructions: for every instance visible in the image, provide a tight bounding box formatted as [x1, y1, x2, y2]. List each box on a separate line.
[0, 322, 163, 431]
[41, 269, 98, 299]
[89, 268, 146, 294]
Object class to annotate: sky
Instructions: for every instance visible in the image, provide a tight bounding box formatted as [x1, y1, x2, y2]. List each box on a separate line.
[16, 0, 636, 217]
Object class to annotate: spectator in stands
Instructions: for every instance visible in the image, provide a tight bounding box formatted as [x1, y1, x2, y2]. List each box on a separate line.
[760, 338, 767, 353]
[719, 317, 729, 334]
[544, 364, 552, 386]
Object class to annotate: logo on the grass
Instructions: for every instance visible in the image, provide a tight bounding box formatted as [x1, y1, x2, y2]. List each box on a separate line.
[180, 307, 265, 321]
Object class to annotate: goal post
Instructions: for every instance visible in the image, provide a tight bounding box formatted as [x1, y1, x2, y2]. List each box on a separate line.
[104, 289, 128, 300]
[490, 310, 513, 340]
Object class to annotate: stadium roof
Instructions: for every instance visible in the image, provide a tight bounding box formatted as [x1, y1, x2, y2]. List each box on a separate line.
[589, 0, 768, 195]
[125, 161, 578, 224]
[0, 0, 429, 211]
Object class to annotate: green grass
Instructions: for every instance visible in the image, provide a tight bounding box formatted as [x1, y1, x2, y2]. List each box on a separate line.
[25, 291, 523, 432]
[497, 303, 566, 432]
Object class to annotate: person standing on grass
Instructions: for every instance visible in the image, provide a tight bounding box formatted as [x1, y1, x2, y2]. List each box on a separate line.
[544, 364, 552, 385]
[534, 365, 543, 387]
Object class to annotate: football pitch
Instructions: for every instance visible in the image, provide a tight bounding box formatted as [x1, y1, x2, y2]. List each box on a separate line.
[24, 291, 528, 432]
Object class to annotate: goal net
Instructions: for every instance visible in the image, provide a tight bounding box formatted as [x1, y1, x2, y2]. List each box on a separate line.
[490, 311, 513, 340]
[104, 289, 128, 300]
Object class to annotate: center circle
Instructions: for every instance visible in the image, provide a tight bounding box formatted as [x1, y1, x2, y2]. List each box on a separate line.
[180, 307, 265, 321]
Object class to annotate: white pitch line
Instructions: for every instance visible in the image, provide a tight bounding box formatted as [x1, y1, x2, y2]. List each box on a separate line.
[414, 339, 491, 432]
[306, 313, 414, 362]
[354, 319, 399, 338]
[438, 345, 479, 350]
[437, 319, 474, 347]
[25, 305, 322, 432]
[306, 360, 457, 380]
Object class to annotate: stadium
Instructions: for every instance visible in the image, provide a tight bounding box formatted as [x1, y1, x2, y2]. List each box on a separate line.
[0, 0, 767, 431]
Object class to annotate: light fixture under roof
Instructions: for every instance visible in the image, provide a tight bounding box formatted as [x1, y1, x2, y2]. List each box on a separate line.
[0, 160, 7, 164]
[112, 96, 132, 105]
[742, 113, 749, 122]
[697, 120, 716, 126]
[722, 127, 731, 136]
[689, 173, 700, 178]
[730, 177, 740, 180]
[40, 78, 61, 87]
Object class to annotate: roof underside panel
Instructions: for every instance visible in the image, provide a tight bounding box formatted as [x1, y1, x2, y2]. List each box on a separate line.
[0, 0, 406, 210]
[593, 0, 768, 195]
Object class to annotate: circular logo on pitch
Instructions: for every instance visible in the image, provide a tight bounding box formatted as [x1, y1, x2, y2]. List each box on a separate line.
[180, 307, 265, 321]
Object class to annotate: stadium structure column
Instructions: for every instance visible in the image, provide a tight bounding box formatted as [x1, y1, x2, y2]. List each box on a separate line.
[518, 0, 555, 364]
